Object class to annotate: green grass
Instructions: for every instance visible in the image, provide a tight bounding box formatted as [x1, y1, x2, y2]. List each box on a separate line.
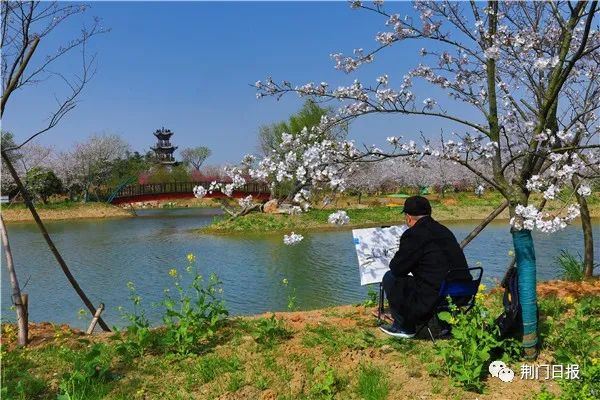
[201, 206, 407, 234]
[196, 354, 241, 383]
[199, 192, 516, 234]
[301, 324, 378, 355]
[356, 363, 389, 400]
[2, 292, 599, 399]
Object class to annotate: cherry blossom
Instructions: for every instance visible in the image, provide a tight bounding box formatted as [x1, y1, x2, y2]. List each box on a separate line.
[328, 210, 350, 225]
[283, 232, 304, 246]
[193, 185, 207, 199]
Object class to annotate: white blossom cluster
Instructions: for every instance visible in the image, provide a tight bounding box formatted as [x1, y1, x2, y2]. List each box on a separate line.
[193, 185, 207, 199]
[525, 152, 591, 201]
[283, 232, 304, 245]
[511, 204, 581, 233]
[328, 210, 350, 225]
[247, 124, 359, 209]
[238, 195, 253, 209]
[250, 1, 600, 240]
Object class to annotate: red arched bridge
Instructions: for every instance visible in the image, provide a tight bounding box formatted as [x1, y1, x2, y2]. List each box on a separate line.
[105, 181, 271, 205]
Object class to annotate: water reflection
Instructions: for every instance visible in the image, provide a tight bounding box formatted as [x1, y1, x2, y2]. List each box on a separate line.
[1, 208, 597, 329]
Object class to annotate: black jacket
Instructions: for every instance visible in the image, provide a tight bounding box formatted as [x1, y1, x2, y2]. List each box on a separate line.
[388, 216, 469, 318]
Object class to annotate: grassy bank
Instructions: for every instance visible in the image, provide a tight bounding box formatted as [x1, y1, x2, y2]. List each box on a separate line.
[1, 202, 132, 222]
[201, 192, 600, 234]
[2, 280, 598, 400]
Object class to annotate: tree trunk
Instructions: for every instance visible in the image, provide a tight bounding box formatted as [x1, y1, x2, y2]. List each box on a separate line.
[572, 177, 594, 277]
[511, 228, 538, 357]
[1, 151, 111, 332]
[0, 215, 28, 346]
[460, 200, 508, 249]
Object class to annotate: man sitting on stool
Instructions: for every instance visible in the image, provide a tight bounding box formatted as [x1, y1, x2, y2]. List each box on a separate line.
[380, 196, 469, 338]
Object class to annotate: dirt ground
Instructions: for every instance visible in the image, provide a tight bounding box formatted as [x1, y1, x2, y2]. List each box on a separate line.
[4, 280, 596, 399]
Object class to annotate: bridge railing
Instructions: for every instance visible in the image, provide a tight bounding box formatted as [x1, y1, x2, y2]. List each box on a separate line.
[106, 181, 270, 200]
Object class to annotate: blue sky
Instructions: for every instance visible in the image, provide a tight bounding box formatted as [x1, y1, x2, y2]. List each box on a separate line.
[4, 1, 478, 164]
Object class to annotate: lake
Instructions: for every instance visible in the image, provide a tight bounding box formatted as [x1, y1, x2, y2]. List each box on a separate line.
[1, 208, 598, 329]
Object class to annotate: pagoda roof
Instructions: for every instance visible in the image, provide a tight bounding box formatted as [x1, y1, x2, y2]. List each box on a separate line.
[154, 127, 174, 139]
[151, 145, 177, 152]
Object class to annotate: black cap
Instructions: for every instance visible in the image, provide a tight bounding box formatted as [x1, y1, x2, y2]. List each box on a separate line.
[402, 196, 432, 216]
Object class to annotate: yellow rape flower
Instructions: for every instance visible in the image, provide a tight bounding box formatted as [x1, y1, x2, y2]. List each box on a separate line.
[187, 253, 196, 263]
[563, 296, 575, 305]
[169, 268, 178, 278]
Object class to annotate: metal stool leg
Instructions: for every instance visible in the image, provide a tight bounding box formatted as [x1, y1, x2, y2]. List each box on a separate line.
[377, 282, 385, 324]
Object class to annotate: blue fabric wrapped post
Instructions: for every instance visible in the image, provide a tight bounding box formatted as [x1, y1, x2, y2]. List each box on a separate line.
[512, 229, 538, 352]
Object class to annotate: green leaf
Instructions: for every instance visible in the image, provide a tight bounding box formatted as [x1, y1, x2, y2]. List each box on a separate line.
[437, 311, 452, 322]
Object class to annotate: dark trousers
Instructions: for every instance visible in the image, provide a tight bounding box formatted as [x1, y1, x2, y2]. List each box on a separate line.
[382, 270, 416, 328]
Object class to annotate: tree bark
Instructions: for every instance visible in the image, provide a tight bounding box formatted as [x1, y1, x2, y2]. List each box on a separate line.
[572, 176, 594, 277]
[1, 151, 111, 332]
[0, 215, 28, 346]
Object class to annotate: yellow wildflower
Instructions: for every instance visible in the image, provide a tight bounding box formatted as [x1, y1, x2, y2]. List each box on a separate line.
[169, 268, 178, 278]
[478, 283, 487, 292]
[563, 296, 575, 305]
[187, 253, 196, 263]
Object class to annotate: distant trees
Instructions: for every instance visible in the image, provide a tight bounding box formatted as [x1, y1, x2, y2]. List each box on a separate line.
[344, 157, 482, 199]
[59, 134, 130, 201]
[25, 167, 62, 204]
[180, 146, 211, 171]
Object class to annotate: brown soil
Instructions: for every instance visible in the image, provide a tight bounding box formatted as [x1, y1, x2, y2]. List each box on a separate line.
[536, 278, 600, 298]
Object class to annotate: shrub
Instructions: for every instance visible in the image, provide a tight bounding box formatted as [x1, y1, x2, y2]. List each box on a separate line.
[436, 291, 521, 393]
[309, 362, 343, 400]
[161, 255, 229, 354]
[252, 314, 292, 347]
[362, 284, 378, 307]
[535, 297, 600, 399]
[113, 281, 154, 359]
[556, 250, 585, 281]
[25, 167, 63, 204]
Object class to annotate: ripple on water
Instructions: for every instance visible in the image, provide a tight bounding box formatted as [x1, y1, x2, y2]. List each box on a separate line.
[2, 213, 597, 328]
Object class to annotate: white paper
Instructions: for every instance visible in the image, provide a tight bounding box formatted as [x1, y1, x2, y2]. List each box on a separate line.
[352, 225, 408, 285]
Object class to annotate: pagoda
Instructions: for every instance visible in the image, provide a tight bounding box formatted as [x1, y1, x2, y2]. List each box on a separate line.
[151, 127, 178, 165]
